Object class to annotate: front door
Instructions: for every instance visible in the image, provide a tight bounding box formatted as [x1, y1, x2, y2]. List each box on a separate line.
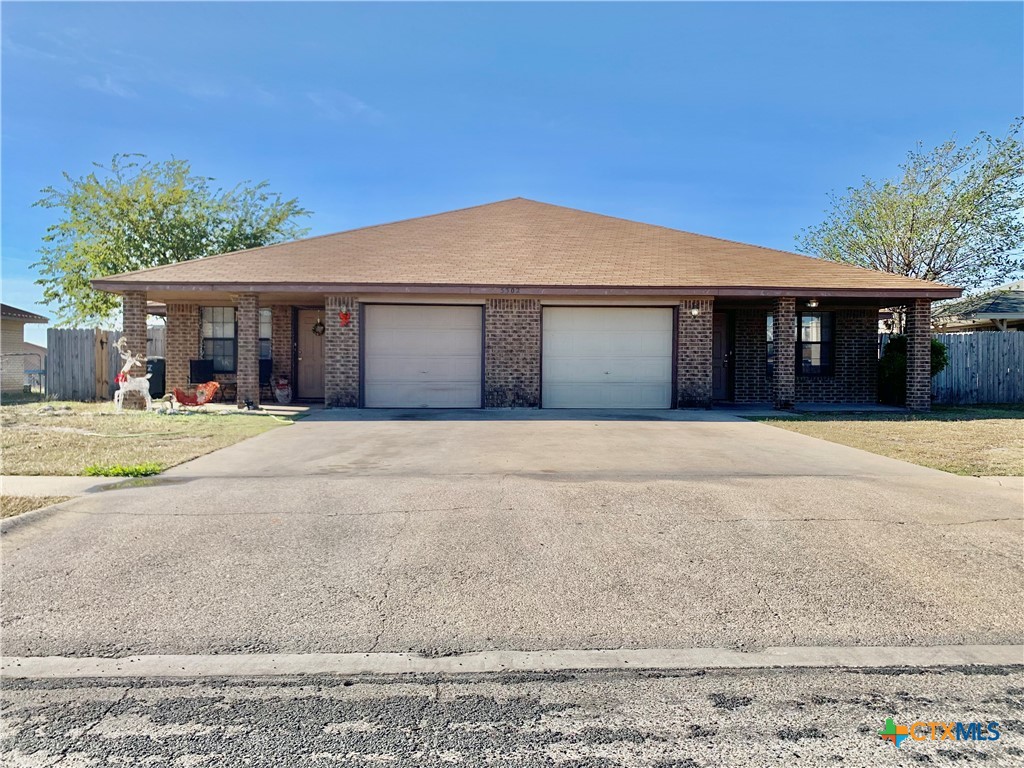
[712, 312, 732, 401]
[296, 309, 325, 399]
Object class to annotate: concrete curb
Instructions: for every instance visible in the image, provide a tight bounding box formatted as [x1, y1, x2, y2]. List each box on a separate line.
[0, 496, 81, 535]
[3, 645, 1022, 679]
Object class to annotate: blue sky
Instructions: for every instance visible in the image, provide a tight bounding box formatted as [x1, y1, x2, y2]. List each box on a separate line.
[3, 1, 1022, 345]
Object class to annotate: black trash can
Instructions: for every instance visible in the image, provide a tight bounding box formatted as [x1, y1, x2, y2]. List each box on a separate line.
[147, 357, 166, 398]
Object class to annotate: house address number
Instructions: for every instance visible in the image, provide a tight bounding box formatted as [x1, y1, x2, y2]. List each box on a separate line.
[499, 287, 521, 294]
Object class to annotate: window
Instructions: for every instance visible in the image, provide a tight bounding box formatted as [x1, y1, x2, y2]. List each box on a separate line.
[259, 308, 272, 360]
[202, 307, 236, 372]
[798, 312, 834, 377]
[766, 315, 774, 376]
[202, 306, 272, 372]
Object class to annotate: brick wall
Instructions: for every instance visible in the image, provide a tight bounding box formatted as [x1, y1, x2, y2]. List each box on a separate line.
[772, 298, 797, 408]
[733, 308, 770, 403]
[121, 290, 148, 409]
[235, 294, 260, 406]
[733, 304, 879, 405]
[677, 299, 713, 407]
[324, 295, 359, 407]
[271, 305, 293, 385]
[794, 309, 878, 404]
[484, 298, 540, 407]
[165, 303, 200, 392]
[905, 298, 932, 411]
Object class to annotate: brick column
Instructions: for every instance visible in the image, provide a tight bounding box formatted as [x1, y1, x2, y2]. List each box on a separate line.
[121, 290, 148, 409]
[773, 297, 796, 409]
[485, 298, 540, 407]
[271, 305, 293, 385]
[677, 298, 714, 407]
[905, 298, 932, 411]
[324, 295, 359, 407]
[165, 303, 200, 392]
[235, 293, 260, 407]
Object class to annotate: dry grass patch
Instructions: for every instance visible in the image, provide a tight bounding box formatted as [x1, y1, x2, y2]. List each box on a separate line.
[755, 405, 1024, 476]
[1, 496, 71, 519]
[1, 402, 288, 476]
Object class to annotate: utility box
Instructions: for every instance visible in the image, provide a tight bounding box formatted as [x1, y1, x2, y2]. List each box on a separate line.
[146, 357, 165, 398]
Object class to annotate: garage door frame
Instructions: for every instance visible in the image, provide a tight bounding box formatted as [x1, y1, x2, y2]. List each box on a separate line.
[540, 304, 679, 409]
[359, 302, 485, 409]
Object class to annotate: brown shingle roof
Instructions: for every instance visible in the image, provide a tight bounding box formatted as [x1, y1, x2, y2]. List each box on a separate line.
[93, 198, 959, 297]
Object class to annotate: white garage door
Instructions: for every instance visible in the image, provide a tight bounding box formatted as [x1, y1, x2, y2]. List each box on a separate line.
[364, 305, 482, 408]
[542, 307, 674, 409]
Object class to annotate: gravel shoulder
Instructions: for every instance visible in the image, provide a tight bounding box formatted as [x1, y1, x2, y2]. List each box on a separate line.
[3, 666, 1022, 767]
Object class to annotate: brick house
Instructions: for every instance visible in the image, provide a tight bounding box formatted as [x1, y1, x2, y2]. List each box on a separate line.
[93, 198, 960, 411]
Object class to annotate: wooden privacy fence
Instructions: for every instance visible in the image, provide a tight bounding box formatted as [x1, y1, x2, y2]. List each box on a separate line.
[46, 328, 123, 401]
[930, 332, 1024, 405]
[880, 332, 1024, 404]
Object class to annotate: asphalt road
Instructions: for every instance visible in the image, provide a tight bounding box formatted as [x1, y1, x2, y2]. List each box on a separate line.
[3, 665, 1022, 767]
[2, 411, 1022, 656]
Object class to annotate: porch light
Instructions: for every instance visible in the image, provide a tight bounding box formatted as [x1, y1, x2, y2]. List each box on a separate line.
[807, 299, 820, 308]
[689, 307, 701, 316]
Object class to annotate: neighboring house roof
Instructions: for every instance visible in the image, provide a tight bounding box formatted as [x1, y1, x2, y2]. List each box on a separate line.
[93, 198, 960, 298]
[1, 304, 49, 323]
[934, 281, 1024, 321]
[23, 342, 47, 357]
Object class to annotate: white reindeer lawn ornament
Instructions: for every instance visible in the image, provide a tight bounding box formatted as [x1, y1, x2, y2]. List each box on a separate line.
[113, 337, 153, 411]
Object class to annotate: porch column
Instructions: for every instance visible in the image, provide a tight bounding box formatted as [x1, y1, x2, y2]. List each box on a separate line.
[677, 298, 714, 407]
[324, 295, 359, 407]
[235, 293, 260, 407]
[905, 298, 932, 411]
[165, 303, 200, 393]
[121, 290, 148, 409]
[773, 297, 796, 409]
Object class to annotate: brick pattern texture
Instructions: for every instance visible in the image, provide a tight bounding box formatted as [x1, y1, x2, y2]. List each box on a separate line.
[271, 305, 293, 385]
[325, 295, 359, 407]
[734, 304, 878, 405]
[485, 298, 540, 407]
[676, 299, 714, 407]
[905, 298, 932, 411]
[165, 303, 200, 392]
[121, 290, 148, 409]
[235, 294, 260, 406]
[772, 298, 797, 408]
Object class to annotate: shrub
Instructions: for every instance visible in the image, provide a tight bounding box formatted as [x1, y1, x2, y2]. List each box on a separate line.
[878, 335, 949, 405]
[82, 462, 163, 477]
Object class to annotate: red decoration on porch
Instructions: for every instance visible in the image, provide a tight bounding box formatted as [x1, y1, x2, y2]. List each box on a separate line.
[339, 311, 351, 327]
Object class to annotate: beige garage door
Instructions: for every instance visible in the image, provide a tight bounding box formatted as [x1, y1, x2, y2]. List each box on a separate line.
[542, 307, 674, 408]
[363, 305, 482, 408]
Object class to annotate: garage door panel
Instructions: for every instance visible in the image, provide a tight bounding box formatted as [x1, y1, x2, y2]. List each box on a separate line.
[364, 305, 482, 408]
[542, 307, 673, 409]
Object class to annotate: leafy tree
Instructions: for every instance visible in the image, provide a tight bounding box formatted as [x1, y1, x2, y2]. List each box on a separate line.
[798, 118, 1024, 295]
[34, 154, 311, 326]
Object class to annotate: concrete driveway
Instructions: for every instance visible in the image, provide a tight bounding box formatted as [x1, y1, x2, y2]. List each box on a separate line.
[2, 409, 1021, 657]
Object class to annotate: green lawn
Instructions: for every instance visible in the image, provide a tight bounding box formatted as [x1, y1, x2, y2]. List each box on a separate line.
[752, 405, 1024, 476]
[1, 401, 290, 476]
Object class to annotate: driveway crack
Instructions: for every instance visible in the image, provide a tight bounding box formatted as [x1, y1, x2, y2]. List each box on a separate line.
[368, 512, 410, 652]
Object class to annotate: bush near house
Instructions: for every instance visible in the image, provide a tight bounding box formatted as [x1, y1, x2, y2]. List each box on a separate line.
[878, 335, 949, 405]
